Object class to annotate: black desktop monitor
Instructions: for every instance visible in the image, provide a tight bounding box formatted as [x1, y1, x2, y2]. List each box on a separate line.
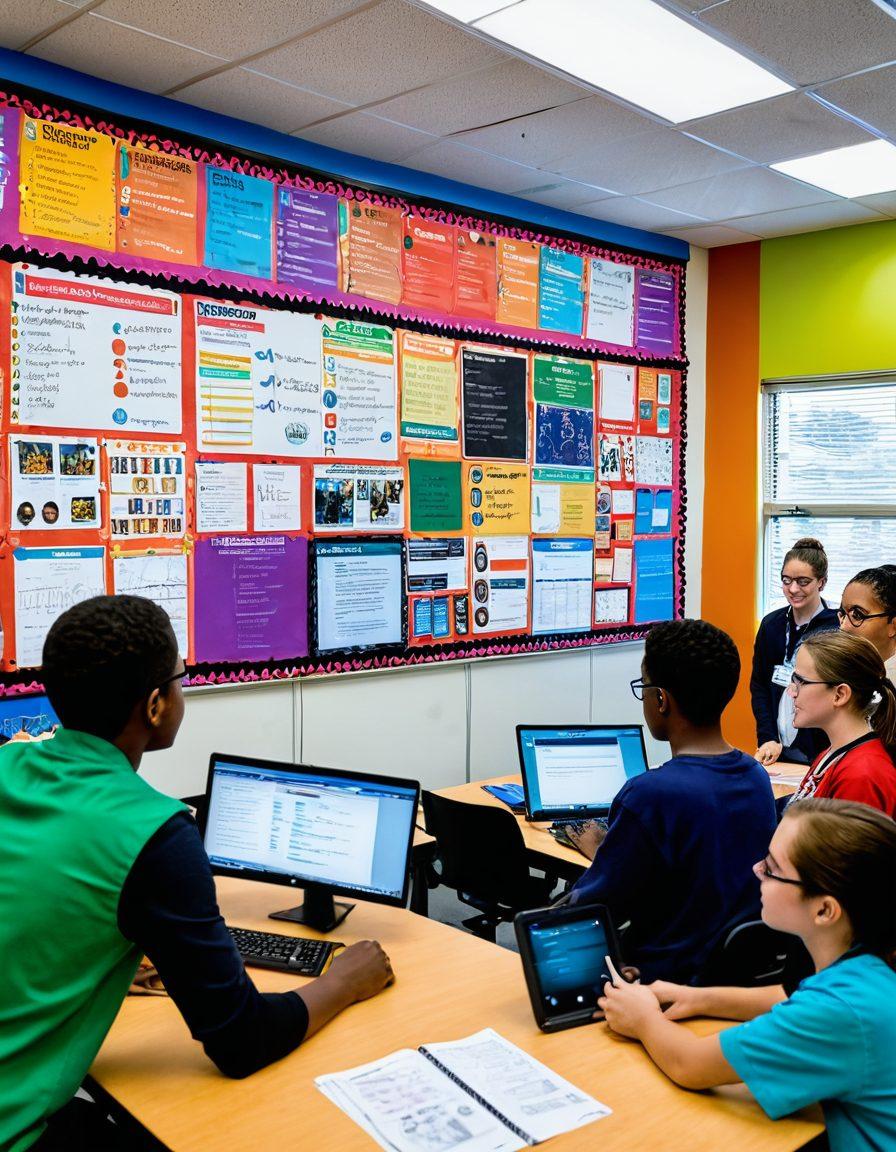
[200, 753, 420, 932]
[516, 724, 649, 821]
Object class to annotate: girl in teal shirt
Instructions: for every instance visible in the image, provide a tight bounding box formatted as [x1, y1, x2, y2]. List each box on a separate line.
[599, 798, 896, 1152]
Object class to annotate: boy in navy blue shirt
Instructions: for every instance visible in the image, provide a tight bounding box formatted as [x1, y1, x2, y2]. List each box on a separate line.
[564, 619, 776, 984]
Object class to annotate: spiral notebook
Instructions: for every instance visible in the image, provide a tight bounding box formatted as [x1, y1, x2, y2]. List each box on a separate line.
[315, 1027, 610, 1152]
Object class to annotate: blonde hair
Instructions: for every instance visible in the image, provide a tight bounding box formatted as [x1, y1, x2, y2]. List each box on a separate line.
[802, 631, 896, 758]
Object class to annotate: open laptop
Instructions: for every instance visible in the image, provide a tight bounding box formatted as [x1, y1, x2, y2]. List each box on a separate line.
[515, 724, 649, 822]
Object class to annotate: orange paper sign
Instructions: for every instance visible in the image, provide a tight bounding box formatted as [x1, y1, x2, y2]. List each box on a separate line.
[116, 144, 199, 265]
[340, 201, 403, 304]
[454, 229, 497, 320]
[497, 237, 539, 329]
[402, 217, 456, 312]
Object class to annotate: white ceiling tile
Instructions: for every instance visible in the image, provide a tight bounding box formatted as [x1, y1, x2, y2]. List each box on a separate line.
[454, 95, 654, 168]
[370, 57, 585, 137]
[852, 190, 896, 218]
[0, 0, 81, 50]
[715, 200, 888, 238]
[400, 140, 541, 194]
[512, 179, 617, 211]
[94, 0, 369, 61]
[661, 223, 762, 247]
[551, 128, 748, 196]
[815, 65, 896, 141]
[27, 12, 225, 93]
[644, 165, 836, 219]
[699, 0, 896, 86]
[171, 69, 351, 134]
[294, 113, 438, 163]
[251, 0, 503, 106]
[682, 92, 873, 164]
[578, 196, 708, 232]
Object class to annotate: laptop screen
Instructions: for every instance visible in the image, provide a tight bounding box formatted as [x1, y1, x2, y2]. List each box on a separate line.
[516, 725, 648, 818]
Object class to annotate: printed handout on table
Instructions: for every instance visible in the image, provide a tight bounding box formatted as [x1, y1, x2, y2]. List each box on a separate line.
[406, 537, 468, 594]
[532, 355, 594, 483]
[635, 436, 674, 486]
[10, 436, 101, 531]
[204, 169, 273, 279]
[538, 246, 585, 335]
[19, 117, 116, 249]
[586, 258, 635, 347]
[107, 439, 185, 538]
[598, 364, 635, 430]
[531, 538, 592, 634]
[321, 320, 397, 459]
[13, 546, 106, 668]
[314, 464, 404, 531]
[11, 264, 181, 433]
[461, 347, 528, 461]
[471, 536, 529, 635]
[465, 463, 529, 535]
[194, 535, 308, 663]
[455, 229, 497, 319]
[595, 586, 630, 625]
[408, 458, 462, 533]
[275, 187, 339, 292]
[496, 237, 539, 329]
[112, 551, 189, 657]
[195, 299, 323, 456]
[116, 144, 199, 265]
[252, 464, 301, 533]
[315, 539, 403, 652]
[634, 537, 674, 624]
[339, 201, 403, 305]
[195, 462, 247, 533]
[402, 216, 456, 313]
[399, 332, 458, 445]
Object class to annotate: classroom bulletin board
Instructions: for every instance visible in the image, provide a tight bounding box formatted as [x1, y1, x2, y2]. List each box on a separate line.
[0, 84, 688, 696]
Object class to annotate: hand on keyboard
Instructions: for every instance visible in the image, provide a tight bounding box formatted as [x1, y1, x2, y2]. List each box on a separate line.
[553, 819, 608, 861]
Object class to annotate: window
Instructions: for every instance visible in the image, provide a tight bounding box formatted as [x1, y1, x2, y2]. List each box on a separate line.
[762, 374, 896, 615]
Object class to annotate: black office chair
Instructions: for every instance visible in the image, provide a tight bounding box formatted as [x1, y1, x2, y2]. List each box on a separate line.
[699, 918, 791, 987]
[421, 790, 558, 942]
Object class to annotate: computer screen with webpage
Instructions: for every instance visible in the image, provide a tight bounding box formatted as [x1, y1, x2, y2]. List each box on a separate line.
[516, 725, 648, 819]
[203, 757, 418, 905]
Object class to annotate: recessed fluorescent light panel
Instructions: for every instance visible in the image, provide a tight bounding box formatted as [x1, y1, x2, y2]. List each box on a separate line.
[773, 139, 896, 198]
[421, 0, 792, 123]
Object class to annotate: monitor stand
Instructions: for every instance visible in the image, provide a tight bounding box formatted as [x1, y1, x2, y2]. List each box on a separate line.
[269, 883, 354, 933]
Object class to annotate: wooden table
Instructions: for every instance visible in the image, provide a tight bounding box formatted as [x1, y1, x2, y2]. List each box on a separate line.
[90, 878, 823, 1152]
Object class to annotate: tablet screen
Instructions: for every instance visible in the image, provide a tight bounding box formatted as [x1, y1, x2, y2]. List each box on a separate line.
[528, 913, 613, 1018]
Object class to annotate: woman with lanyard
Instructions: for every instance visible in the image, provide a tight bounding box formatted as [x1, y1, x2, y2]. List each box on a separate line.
[788, 630, 896, 815]
[751, 537, 838, 768]
[838, 564, 896, 681]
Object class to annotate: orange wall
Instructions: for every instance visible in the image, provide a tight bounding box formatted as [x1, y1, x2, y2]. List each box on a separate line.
[702, 243, 760, 750]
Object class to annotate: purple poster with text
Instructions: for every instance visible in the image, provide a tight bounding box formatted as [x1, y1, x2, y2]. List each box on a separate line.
[194, 535, 308, 664]
[276, 187, 339, 292]
[636, 270, 676, 356]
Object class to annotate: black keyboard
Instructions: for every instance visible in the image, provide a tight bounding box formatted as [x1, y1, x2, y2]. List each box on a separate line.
[228, 926, 340, 976]
[550, 817, 609, 833]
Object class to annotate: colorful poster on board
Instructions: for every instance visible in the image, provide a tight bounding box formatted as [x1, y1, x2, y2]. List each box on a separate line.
[0, 106, 19, 241]
[635, 436, 674, 486]
[315, 539, 403, 652]
[496, 237, 539, 329]
[460, 347, 528, 461]
[634, 537, 674, 624]
[531, 481, 594, 537]
[339, 200, 403, 304]
[204, 169, 274, 279]
[471, 535, 529, 635]
[532, 355, 594, 484]
[586, 258, 635, 347]
[401, 216, 456, 312]
[538, 247, 585, 335]
[313, 464, 405, 531]
[195, 462, 248, 534]
[116, 144, 199, 265]
[13, 545, 106, 668]
[597, 363, 636, 433]
[194, 299, 322, 456]
[636, 269, 676, 355]
[531, 538, 593, 634]
[455, 229, 497, 320]
[252, 464, 301, 533]
[10, 264, 182, 432]
[19, 118, 116, 250]
[194, 535, 309, 663]
[321, 320, 397, 460]
[107, 439, 186, 539]
[111, 551, 189, 657]
[399, 332, 458, 446]
[465, 462, 529, 535]
[275, 187, 339, 292]
[408, 458, 462, 533]
[10, 436, 101, 531]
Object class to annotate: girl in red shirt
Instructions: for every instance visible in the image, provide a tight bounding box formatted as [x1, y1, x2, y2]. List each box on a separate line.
[789, 630, 896, 816]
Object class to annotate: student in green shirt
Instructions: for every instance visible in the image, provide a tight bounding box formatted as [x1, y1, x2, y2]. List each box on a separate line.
[598, 798, 896, 1152]
[0, 595, 394, 1152]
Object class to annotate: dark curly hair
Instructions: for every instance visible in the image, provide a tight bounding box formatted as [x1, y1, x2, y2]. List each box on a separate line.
[42, 595, 179, 741]
[846, 565, 896, 618]
[644, 618, 740, 726]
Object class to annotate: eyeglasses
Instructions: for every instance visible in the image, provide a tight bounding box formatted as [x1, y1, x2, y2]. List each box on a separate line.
[630, 677, 663, 701]
[837, 606, 891, 627]
[789, 670, 835, 695]
[781, 574, 816, 588]
[156, 667, 188, 691]
[753, 858, 804, 887]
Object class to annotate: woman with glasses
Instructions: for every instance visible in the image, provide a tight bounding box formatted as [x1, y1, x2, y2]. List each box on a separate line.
[838, 564, 896, 681]
[786, 630, 896, 816]
[597, 798, 896, 1152]
[750, 537, 838, 769]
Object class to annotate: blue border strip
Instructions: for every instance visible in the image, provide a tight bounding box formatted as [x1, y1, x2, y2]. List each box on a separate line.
[0, 46, 689, 262]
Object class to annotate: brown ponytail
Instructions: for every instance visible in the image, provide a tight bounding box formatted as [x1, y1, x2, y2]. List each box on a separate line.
[784, 537, 828, 582]
[786, 797, 896, 970]
[802, 631, 896, 761]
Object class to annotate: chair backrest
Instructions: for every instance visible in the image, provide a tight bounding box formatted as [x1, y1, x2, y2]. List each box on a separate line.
[421, 791, 536, 908]
[700, 918, 790, 987]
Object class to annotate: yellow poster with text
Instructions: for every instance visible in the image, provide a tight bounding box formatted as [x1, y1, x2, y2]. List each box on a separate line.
[399, 332, 459, 451]
[531, 481, 595, 535]
[20, 118, 116, 250]
[466, 462, 530, 534]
